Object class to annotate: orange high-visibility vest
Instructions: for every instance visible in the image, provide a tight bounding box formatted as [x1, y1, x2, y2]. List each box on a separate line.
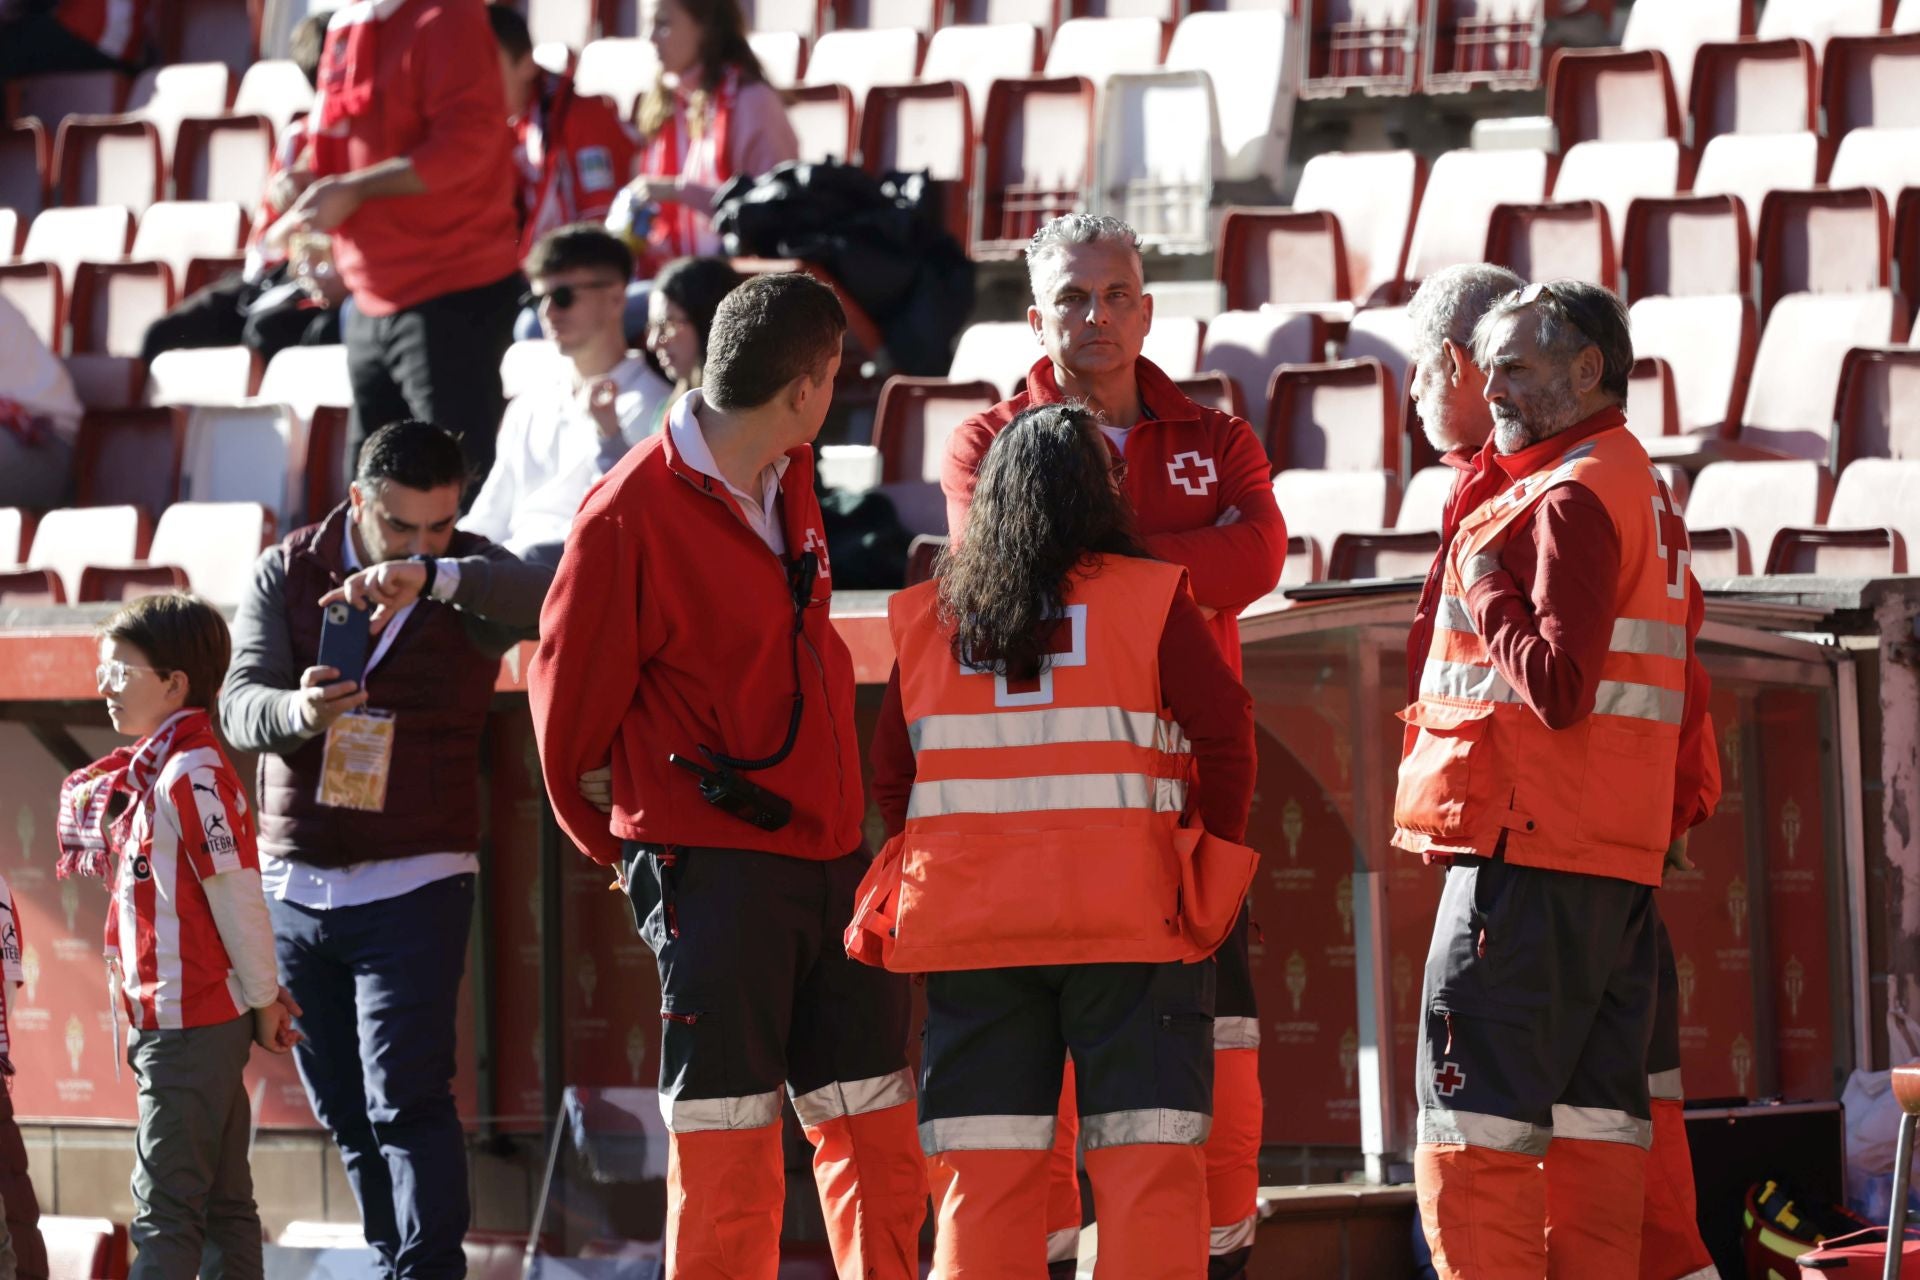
[1391, 425, 1692, 886]
[850, 554, 1242, 972]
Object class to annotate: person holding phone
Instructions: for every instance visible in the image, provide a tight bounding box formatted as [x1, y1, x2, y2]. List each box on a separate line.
[219, 421, 548, 1280]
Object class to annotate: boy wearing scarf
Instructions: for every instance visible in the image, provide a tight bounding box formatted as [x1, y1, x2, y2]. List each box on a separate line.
[57, 594, 298, 1280]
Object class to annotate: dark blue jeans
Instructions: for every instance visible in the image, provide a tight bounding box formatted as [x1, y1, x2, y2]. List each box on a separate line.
[269, 874, 475, 1280]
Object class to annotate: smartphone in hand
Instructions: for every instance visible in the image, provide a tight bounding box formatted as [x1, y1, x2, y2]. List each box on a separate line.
[317, 601, 372, 688]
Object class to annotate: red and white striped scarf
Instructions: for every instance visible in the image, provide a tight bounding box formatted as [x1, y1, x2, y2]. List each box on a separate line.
[645, 68, 738, 259]
[56, 711, 197, 882]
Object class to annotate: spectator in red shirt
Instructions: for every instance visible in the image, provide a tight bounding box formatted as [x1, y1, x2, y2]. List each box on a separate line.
[489, 5, 638, 262]
[612, 0, 797, 269]
[271, 0, 523, 490]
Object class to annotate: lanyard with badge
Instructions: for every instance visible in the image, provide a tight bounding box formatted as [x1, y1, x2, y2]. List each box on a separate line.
[317, 598, 413, 812]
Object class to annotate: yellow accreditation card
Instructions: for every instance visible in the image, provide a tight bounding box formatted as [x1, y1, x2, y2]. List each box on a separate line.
[317, 709, 396, 812]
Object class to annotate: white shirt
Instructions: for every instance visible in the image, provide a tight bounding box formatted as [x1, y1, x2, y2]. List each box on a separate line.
[260, 525, 480, 910]
[461, 354, 671, 553]
[0, 296, 82, 443]
[668, 389, 791, 554]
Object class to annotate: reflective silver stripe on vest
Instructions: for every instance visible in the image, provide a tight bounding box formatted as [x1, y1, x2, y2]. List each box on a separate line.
[1551, 1103, 1654, 1148]
[919, 1113, 1056, 1153]
[1436, 594, 1476, 634]
[909, 705, 1190, 756]
[659, 1087, 783, 1133]
[788, 1067, 915, 1128]
[1419, 1106, 1550, 1157]
[1592, 680, 1685, 726]
[907, 772, 1188, 820]
[1610, 617, 1686, 660]
[1647, 1067, 1684, 1101]
[1214, 1016, 1260, 1050]
[1080, 1107, 1211, 1149]
[1419, 660, 1519, 704]
[1046, 1227, 1079, 1264]
[1211, 1214, 1257, 1254]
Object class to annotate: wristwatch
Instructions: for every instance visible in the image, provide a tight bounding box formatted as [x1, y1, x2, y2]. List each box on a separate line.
[409, 553, 438, 600]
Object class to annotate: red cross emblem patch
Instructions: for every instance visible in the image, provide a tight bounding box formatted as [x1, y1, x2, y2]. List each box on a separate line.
[1167, 451, 1217, 496]
[1434, 1061, 1468, 1097]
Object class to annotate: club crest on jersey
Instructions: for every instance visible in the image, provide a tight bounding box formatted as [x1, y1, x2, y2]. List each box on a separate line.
[1167, 451, 1217, 496]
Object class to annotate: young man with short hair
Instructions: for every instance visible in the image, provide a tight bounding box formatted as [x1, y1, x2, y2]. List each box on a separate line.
[221, 421, 548, 1280]
[531, 274, 927, 1278]
[462, 224, 670, 554]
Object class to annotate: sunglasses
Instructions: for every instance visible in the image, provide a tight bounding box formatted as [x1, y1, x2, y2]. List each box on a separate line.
[521, 279, 623, 311]
[96, 660, 166, 693]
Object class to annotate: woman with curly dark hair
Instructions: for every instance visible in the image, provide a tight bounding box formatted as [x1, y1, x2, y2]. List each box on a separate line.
[853, 402, 1259, 1277]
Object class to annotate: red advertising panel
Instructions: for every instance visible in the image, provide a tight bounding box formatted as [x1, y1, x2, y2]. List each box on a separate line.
[1757, 688, 1835, 1100]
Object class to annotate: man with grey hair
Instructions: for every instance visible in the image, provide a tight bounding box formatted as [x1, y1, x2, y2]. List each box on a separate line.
[1403, 263, 1523, 706]
[942, 212, 1286, 1280]
[1394, 281, 1719, 1278]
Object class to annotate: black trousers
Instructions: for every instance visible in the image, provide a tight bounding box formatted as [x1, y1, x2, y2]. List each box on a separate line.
[1417, 854, 1659, 1156]
[343, 273, 521, 491]
[622, 843, 915, 1121]
[140, 267, 340, 365]
[920, 960, 1216, 1152]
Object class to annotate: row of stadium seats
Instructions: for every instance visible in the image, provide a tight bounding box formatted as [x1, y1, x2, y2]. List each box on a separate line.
[1, 60, 311, 220]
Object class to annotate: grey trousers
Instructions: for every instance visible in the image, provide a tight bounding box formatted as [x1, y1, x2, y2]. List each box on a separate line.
[127, 1015, 264, 1280]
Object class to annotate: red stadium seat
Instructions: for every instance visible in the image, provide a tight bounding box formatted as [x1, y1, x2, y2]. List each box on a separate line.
[11, 71, 127, 126]
[1213, 208, 1346, 312]
[1739, 289, 1910, 462]
[1822, 32, 1920, 137]
[0, 121, 49, 227]
[180, 404, 298, 520]
[1141, 314, 1203, 379]
[1689, 132, 1820, 247]
[22, 206, 135, 289]
[1397, 464, 1454, 531]
[1300, 0, 1423, 99]
[0, 568, 67, 606]
[1160, 10, 1295, 183]
[806, 28, 924, 102]
[1755, 188, 1891, 321]
[786, 86, 856, 163]
[257, 343, 353, 420]
[1266, 358, 1398, 474]
[231, 60, 314, 136]
[870, 377, 1000, 484]
[132, 198, 246, 284]
[0, 263, 64, 349]
[1271, 469, 1400, 583]
[949, 0, 1062, 34]
[1552, 139, 1687, 260]
[75, 408, 186, 516]
[1174, 372, 1240, 418]
[1424, 0, 1549, 95]
[1199, 309, 1326, 419]
[1684, 458, 1831, 577]
[292, 404, 351, 524]
[1404, 148, 1549, 286]
[1620, 193, 1750, 301]
[1619, 0, 1751, 114]
[1626, 355, 1681, 440]
[52, 116, 165, 213]
[171, 114, 275, 204]
[974, 77, 1096, 258]
[1834, 345, 1920, 463]
[145, 346, 260, 407]
[1342, 304, 1416, 420]
[0, 509, 36, 567]
[37, 1216, 130, 1280]
[1768, 458, 1920, 573]
[1628, 294, 1758, 436]
[69, 260, 171, 356]
[905, 533, 945, 586]
[747, 31, 805, 88]
[1485, 199, 1617, 290]
[1827, 128, 1920, 316]
[23, 506, 153, 606]
[65, 353, 147, 409]
[918, 24, 1041, 132]
[1045, 16, 1167, 78]
[1688, 38, 1816, 145]
[1291, 149, 1424, 308]
[860, 83, 973, 241]
[127, 62, 237, 158]
[947, 321, 1035, 400]
[1754, 0, 1892, 56]
[161, 0, 260, 75]
[574, 39, 661, 122]
[1545, 47, 1682, 146]
[1325, 458, 1453, 578]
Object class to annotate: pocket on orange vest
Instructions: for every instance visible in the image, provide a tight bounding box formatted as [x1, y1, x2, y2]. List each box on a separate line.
[844, 834, 906, 968]
[1393, 701, 1498, 840]
[892, 826, 1177, 962]
[1575, 723, 1676, 853]
[1173, 828, 1258, 959]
